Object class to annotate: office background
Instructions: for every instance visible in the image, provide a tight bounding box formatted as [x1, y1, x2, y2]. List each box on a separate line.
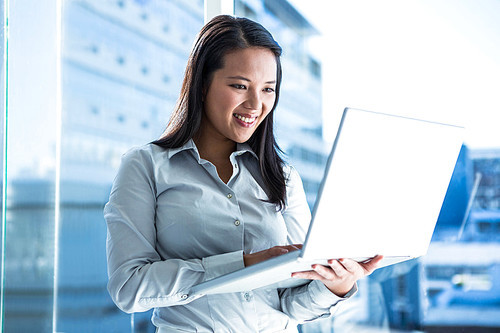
[2, 0, 499, 332]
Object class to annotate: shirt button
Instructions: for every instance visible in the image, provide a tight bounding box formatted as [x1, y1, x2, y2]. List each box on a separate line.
[227, 193, 233, 199]
[234, 164, 238, 169]
[181, 294, 188, 300]
[243, 292, 251, 301]
[234, 220, 241, 226]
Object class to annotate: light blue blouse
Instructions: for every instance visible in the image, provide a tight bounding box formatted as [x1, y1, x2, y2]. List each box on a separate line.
[104, 139, 353, 332]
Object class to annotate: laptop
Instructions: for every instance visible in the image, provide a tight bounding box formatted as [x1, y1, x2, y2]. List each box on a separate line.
[189, 107, 464, 296]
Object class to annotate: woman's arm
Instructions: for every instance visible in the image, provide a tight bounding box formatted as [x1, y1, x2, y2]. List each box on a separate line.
[105, 147, 244, 313]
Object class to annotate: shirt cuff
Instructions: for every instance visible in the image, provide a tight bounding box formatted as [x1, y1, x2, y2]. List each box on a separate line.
[307, 280, 358, 308]
[202, 250, 245, 281]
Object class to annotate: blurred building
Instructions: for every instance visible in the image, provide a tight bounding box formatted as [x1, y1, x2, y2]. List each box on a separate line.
[4, 0, 329, 331]
[9, 0, 500, 332]
[235, 0, 330, 208]
[423, 243, 500, 331]
[301, 145, 500, 333]
[60, 1, 204, 331]
[422, 147, 500, 332]
[471, 148, 500, 210]
[5, 0, 204, 331]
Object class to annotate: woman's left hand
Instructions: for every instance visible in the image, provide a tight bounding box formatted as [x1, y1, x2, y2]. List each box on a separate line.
[291, 255, 384, 297]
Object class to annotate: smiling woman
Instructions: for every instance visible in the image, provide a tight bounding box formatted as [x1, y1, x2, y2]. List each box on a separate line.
[104, 15, 381, 332]
[153, 15, 287, 209]
[196, 47, 277, 182]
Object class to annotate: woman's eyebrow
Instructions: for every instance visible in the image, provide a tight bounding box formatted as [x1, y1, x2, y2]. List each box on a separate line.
[226, 75, 276, 84]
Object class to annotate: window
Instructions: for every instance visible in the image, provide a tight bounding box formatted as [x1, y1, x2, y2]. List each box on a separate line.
[3, 0, 500, 332]
[2, 0, 203, 331]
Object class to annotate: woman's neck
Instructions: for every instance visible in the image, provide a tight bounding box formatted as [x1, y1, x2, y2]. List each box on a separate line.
[193, 133, 236, 165]
[193, 133, 236, 184]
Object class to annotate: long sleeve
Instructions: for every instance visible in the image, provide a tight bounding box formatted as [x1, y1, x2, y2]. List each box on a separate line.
[104, 147, 244, 313]
[105, 142, 355, 330]
[278, 165, 357, 322]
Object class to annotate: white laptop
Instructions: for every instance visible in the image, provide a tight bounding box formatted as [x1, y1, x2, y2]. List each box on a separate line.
[189, 107, 464, 297]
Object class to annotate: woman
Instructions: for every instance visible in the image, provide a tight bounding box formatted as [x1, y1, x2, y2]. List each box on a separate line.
[104, 15, 382, 332]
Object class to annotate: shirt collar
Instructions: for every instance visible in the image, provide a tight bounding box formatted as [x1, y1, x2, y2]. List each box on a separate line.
[166, 139, 197, 159]
[235, 142, 258, 160]
[166, 139, 258, 160]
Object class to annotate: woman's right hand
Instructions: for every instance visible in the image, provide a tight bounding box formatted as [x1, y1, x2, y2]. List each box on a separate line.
[243, 244, 302, 267]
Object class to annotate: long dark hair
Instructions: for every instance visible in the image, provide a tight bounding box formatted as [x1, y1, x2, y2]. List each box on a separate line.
[153, 15, 286, 210]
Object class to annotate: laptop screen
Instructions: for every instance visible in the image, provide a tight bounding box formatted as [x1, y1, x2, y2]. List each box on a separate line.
[302, 108, 464, 260]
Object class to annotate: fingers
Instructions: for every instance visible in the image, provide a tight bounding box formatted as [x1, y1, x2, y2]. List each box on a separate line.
[328, 259, 369, 280]
[331, 255, 383, 275]
[270, 244, 302, 254]
[291, 270, 323, 280]
[267, 244, 302, 258]
[283, 244, 302, 251]
[330, 259, 367, 283]
[292, 263, 343, 281]
[360, 255, 384, 274]
[244, 244, 305, 267]
[292, 256, 384, 297]
[313, 263, 339, 280]
[269, 247, 289, 256]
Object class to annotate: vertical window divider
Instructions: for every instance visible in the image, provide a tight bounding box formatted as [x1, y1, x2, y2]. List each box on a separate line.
[0, 0, 8, 329]
[204, 0, 234, 23]
[52, 0, 63, 331]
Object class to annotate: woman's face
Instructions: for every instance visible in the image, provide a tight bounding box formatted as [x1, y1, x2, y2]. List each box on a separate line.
[200, 47, 277, 145]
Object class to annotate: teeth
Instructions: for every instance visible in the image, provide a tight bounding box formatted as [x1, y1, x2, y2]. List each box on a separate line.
[234, 114, 255, 123]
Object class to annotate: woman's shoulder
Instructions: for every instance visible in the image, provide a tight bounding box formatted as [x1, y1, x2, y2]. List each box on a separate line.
[119, 143, 170, 167]
[122, 143, 156, 159]
[125, 141, 183, 156]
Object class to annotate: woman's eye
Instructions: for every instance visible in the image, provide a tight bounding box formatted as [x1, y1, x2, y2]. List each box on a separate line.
[264, 87, 275, 93]
[231, 84, 246, 89]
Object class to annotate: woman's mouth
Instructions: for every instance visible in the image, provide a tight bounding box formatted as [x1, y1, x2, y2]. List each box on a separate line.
[233, 113, 257, 127]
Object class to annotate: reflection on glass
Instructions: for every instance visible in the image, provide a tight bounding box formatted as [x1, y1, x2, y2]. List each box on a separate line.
[3, 1, 58, 331]
[0, 0, 4, 325]
[235, 0, 329, 209]
[2, 0, 499, 331]
[58, 0, 203, 331]
[236, 1, 500, 333]
[422, 147, 500, 331]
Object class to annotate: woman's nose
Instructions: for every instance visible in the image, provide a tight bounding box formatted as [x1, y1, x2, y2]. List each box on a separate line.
[244, 90, 261, 110]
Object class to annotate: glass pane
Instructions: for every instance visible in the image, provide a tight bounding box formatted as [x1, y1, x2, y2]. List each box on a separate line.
[3, 1, 59, 331]
[238, 0, 500, 332]
[235, 0, 329, 209]
[57, 0, 203, 331]
[0, 0, 4, 325]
